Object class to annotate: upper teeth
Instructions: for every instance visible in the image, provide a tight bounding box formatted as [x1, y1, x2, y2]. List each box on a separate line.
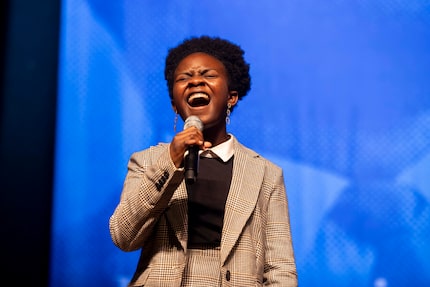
[188, 93, 209, 103]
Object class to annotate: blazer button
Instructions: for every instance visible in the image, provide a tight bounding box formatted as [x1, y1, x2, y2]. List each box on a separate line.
[226, 270, 231, 281]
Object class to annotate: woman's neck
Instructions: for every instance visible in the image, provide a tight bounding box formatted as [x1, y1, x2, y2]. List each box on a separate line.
[203, 128, 230, 147]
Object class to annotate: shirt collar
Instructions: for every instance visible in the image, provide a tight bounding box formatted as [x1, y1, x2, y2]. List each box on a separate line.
[200, 134, 234, 162]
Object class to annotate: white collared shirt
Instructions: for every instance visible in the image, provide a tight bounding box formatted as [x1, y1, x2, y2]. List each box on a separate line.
[200, 134, 234, 162]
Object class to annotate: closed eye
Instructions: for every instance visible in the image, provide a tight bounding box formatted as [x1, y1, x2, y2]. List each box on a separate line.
[201, 69, 218, 78]
[175, 74, 191, 82]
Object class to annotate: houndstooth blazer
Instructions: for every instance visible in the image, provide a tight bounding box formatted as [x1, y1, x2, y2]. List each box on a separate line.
[109, 137, 298, 286]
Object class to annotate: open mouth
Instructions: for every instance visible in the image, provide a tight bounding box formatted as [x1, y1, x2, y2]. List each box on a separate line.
[187, 93, 210, 107]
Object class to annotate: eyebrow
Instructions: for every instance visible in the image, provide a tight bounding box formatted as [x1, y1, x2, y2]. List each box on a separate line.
[176, 67, 218, 75]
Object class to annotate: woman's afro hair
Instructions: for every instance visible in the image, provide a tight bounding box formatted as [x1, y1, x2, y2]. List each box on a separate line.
[164, 35, 251, 102]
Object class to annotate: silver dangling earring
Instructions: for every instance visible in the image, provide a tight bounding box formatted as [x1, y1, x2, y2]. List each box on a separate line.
[173, 111, 178, 133]
[226, 103, 231, 125]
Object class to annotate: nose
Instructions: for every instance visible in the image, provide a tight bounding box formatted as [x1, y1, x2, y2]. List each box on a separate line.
[187, 75, 205, 87]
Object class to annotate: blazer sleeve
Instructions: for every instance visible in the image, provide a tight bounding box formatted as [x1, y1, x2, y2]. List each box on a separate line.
[109, 144, 184, 251]
[264, 165, 298, 286]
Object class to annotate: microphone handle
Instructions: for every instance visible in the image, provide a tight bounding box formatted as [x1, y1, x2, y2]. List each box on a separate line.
[184, 145, 200, 184]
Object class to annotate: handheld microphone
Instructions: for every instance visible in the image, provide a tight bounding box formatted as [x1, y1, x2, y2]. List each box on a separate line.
[183, 116, 204, 184]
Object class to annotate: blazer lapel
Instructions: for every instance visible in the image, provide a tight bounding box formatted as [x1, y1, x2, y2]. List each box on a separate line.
[220, 140, 264, 264]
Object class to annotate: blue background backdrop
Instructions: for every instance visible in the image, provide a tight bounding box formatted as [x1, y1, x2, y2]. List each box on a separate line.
[50, 1, 430, 286]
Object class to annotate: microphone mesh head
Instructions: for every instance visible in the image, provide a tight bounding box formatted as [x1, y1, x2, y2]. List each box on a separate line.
[184, 115, 203, 131]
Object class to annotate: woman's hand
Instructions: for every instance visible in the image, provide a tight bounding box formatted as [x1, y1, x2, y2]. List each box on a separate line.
[169, 126, 212, 168]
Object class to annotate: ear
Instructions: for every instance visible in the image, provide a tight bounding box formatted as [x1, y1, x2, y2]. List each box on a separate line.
[228, 91, 239, 107]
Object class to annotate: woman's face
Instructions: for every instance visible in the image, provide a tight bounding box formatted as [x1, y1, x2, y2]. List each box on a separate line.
[171, 52, 237, 130]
